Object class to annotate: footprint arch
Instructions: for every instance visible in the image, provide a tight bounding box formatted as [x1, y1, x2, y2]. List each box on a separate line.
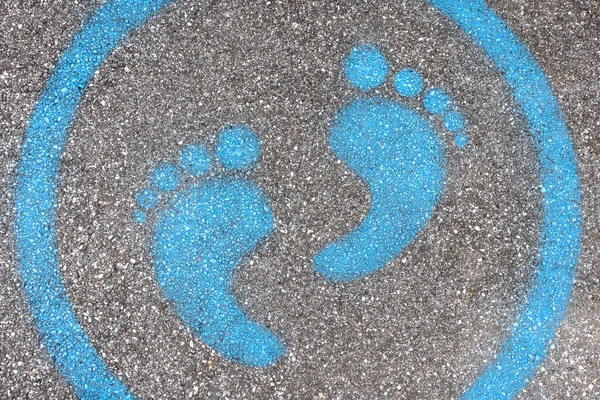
[135, 126, 286, 367]
[314, 44, 468, 282]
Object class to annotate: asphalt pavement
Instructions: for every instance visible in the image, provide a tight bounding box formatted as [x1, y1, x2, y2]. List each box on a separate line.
[1, 0, 600, 398]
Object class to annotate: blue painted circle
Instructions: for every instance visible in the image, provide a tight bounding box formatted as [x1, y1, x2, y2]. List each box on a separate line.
[136, 188, 159, 210]
[216, 125, 262, 171]
[423, 88, 452, 114]
[454, 133, 469, 148]
[180, 144, 211, 176]
[344, 44, 389, 91]
[14, 1, 172, 397]
[152, 163, 180, 192]
[134, 209, 147, 224]
[444, 111, 466, 132]
[14, 0, 582, 399]
[394, 68, 424, 97]
[428, 1, 582, 399]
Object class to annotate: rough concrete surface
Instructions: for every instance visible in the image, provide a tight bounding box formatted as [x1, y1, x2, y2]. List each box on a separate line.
[0, 0, 599, 398]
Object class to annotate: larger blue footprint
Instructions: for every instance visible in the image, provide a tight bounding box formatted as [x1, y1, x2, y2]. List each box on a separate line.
[314, 44, 469, 283]
[135, 126, 286, 367]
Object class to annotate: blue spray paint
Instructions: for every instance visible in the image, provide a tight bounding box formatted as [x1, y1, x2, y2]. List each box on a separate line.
[344, 44, 390, 91]
[424, 0, 582, 398]
[423, 88, 453, 114]
[136, 188, 159, 210]
[454, 133, 469, 148]
[314, 46, 467, 282]
[215, 125, 262, 171]
[179, 144, 212, 176]
[151, 163, 180, 192]
[394, 68, 424, 98]
[14, 0, 174, 397]
[13, 0, 581, 396]
[136, 126, 286, 367]
[444, 111, 466, 133]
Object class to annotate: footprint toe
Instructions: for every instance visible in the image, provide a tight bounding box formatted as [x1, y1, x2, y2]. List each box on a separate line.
[180, 144, 211, 176]
[136, 188, 159, 210]
[444, 111, 466, 132]
[134, 209, 147, 224]
[394, 68, 424, 98]
[216, 126, 261, 171]
[344, 44, 389, 91]
[454, 132, 469, 148]
[152, 163, 180, 192]
[423, 88, 452, 114]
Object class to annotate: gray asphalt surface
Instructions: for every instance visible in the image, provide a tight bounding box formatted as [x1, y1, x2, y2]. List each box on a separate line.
[1, 0, 599, 398]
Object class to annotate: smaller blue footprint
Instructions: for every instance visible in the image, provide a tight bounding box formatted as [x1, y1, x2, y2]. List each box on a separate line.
[314, 44, 469, 283]
[135, 125, 286, 367]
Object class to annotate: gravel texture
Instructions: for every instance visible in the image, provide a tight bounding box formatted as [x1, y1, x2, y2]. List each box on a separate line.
[1, 0, 599, 398]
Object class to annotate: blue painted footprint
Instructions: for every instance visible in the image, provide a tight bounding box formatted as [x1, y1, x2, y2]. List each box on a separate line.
[134, 126, 286, 367]
[314, 44, 469, 283]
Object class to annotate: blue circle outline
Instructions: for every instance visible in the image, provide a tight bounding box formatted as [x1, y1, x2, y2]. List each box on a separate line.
[14, 1, 171, 397]
[14, 0, 581, 399]
[426, 1, 582, 398]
